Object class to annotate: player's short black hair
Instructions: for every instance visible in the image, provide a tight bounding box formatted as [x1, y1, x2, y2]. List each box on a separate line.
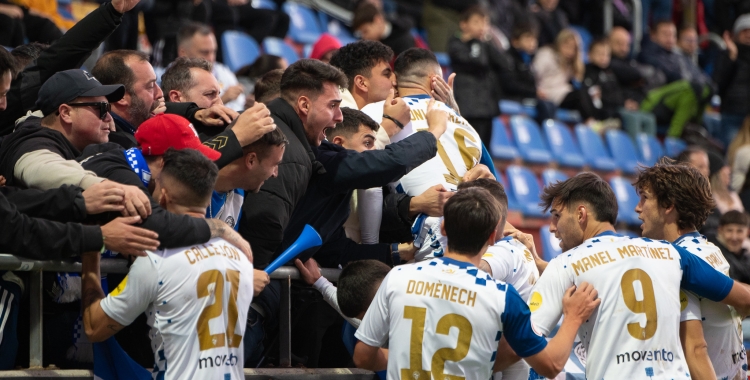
[329, 40, 393, 92]
[254, 68, 284, 104]
[540, 172, 618, 225]
[458, 178, 508, 209]
[280, 59, 348, 103]
[160, 148, 218, 207]
[325, 107, 379, 139]
[393, 48, 439, 80]
[511, 15, 539, 40]
[719, 210, 750, 227]
[337, 260, 391, 318]
[460, 5, 488, 23]
[92, 50, 150, 94]
[444, 188, 502, 255]
[242, 127, 288, 159]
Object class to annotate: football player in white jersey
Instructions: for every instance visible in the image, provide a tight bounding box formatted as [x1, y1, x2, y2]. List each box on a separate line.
[634, 159, 746, 380]
[81, 148, 254, 379]
[354, 187, 602, 380]
[507, 172, 750, 380]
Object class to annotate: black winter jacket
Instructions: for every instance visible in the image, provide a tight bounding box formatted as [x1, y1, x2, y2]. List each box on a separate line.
[447, 35, 503, 118]
[713, 44, 750, 116]
[498, 46, 538, 101]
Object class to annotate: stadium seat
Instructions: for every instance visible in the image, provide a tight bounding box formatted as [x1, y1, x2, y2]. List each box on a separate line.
[542, 168, 568, 188]
[605, 129, 641, 175]
[434, 52, 451, 67]
[505, 165, 545, 217]
[489, 118, 520, 160]
[555, 108, 582, 123]
[509, 116, 552, 164]
[283, 2, 323, 44]
[542, 119, 585, 168]
[498, 173, 521, 212]
[540, 225, 562, 261]
[635, 133, 665, 167]
[252, 0, 277, 9]
[326, 19, 357, 45]
[262, 37, 300, 64]
[499, 100, 537, 117]
[610, 176, 641, 226]
[221, 31, 261, 72]
[574, 125, 618, 171]
[664, 137, 687, 157]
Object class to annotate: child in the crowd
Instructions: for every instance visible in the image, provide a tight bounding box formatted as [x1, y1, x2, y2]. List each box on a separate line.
[447, 5, 504, 145]
[584, 38, 657, 136]
[352, 2, 417, 57]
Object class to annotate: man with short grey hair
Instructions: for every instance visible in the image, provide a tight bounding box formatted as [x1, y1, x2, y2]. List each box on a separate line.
[161, 57, 221, 109]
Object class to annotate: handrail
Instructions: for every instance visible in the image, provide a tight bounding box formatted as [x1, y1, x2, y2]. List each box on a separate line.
[0, 255, 341, 369]
[632, 0, 643, 55]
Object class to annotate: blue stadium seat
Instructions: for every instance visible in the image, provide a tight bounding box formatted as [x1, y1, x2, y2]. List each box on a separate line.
[490, 118, 520, 160]
[262, 37, 300, 64]
[498, 100, 536, 117]
[540, 226, 562, 261]
[283, 2, 323, 44]
[221, 31, 261, 72]
[555, 108, 582, 123]
[610, 176, 641, 226]
[498, 173, 520, 212]
[326, 20, 357, 45]
[664, 137, 687, 157]
[434, 52, 451, 67]
[543, 119, 585, 168]
[574, 125, 618, 171]
[635, 133, 665, 167]
[605, 129, 641, 175]
[542, 168, 568, 188]
[252, 0, 277, 9]
[505, 165, 545, 217]
[509, 116, 552, 164]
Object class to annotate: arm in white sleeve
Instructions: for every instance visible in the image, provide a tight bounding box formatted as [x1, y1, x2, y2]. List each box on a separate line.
[731, 146, 750, 191]
[358, 187, 383, 244]
[374, 125, 391, 150]
[312, 276, 362, 328]
[14, 150, 105, 190]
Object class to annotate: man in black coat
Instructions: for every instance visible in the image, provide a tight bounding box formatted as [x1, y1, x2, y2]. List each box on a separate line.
[713, 14, 750, 147]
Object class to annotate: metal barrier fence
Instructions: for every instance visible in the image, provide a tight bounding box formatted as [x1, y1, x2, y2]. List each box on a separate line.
[0, 254, 342, 370]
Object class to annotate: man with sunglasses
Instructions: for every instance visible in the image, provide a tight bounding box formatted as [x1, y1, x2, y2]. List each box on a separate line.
[0, 69, 153, 220]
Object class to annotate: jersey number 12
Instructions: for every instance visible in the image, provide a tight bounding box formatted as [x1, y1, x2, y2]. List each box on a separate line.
[196, 269, 242, 351]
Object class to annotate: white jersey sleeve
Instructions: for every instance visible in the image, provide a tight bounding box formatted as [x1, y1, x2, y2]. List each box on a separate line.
[100, 255, 159, 326]
[528, 258, 569, 337]
[680, 290, 701, 322]
[313, 277, 361, 328]
[483, 238, 540, 302]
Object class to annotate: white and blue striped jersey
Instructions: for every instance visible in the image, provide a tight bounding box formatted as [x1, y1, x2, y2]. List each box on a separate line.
[675, 232, 746, 380]
[482, 237, 540, 302]
[207, 189, 245, 231]
[100, 238, 253, 379]
[355, 257, 547, 380]
[529, 231, 735, 380]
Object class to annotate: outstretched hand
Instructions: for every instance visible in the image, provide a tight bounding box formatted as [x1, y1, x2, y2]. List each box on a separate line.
[101, 216, 160, 257]
[431, 73, 460, 115]
[294, 258, 322, 285]
[425, 99, 448, 140]
[83, 181, 125, 215]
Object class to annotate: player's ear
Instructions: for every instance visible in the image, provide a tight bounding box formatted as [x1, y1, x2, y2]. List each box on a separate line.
[158, 187, 169, 209]
[486, 229, 498, 247]
[332, 135, 345, 146]
[440, 219, 446, 237]
[354, 74, 368, 93]
[578, 205, 587, 224]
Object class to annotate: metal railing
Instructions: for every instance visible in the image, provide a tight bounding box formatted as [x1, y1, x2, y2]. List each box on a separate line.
[0, 254, 342, 370]
[603, 0, 643, 55]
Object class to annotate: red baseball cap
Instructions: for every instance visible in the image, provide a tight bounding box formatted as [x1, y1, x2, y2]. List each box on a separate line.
[135, 114, 221, 161]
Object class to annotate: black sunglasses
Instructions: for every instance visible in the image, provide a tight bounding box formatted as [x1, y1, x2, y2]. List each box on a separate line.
[66, 102, 111, 120]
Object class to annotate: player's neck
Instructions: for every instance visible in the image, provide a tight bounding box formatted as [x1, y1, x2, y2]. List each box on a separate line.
[443, 249, 484, 267]
[670, 227, 698, 243]
[397, 85, 430, 98]
[214, 172, 234, 193]
[351, 88, 367, 109]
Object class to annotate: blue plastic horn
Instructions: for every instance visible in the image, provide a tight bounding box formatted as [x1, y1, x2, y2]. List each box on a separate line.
[264, 224, 322, 274]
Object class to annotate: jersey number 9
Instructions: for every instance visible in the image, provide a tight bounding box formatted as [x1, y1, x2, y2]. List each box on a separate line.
[620, 269, 658, 340]
[196, 269, 243, 351]
[401, 305, 473, 380]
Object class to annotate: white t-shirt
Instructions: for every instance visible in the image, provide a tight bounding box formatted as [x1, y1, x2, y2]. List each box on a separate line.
[675, 232, 746, 380]
[529, 231, 735, 380]
[483, 237, 540, 302]
[355, 257, 548, 380]
[100, 237, 254, 379]
[214, 63, 246, 112]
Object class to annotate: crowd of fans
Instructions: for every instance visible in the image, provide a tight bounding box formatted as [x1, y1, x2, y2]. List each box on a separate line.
[0, 0, 750, 376]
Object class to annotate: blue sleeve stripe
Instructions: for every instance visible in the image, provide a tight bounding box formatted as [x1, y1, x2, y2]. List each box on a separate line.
[676, 245, 733, 301]
[480, 143, 499, 180]
[501, 285, 548, 357]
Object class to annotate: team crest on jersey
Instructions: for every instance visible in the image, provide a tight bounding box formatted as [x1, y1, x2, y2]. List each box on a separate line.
[225, 216, 236, 228]
[442, 268, 456, 274]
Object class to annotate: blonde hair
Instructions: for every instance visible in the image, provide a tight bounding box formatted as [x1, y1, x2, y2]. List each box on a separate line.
[727, 116, 750, 167]
[553, 28, 585, 81]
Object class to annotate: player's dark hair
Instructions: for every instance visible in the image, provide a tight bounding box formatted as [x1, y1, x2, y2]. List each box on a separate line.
[160, 148, 218, 207]
[719, 210, 750, 227]
[254, 68, 284, 104]
[92, 50, 150, 94]
[329, 40, 393, 92]
[325, 107, 379, 139]
[280, 59, 348, 103]
[459, 5, 488, 22]
[161, 57, 213, 95]
[457, 178, 509, 210]
[540, 172, 618, 224]
[634, 157, 715, 231]
[444, 188, 501, 255]
[393, 48, 439, 80]
[511, 15, 539, 40]
[588, 38, 610, 53]
[352, 2, 381, 31]
[242, 127, 288, 159]
[337, 260, 391, 318]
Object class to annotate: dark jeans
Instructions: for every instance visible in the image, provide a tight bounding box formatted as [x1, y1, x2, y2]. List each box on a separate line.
[560, 87, 598, 121]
